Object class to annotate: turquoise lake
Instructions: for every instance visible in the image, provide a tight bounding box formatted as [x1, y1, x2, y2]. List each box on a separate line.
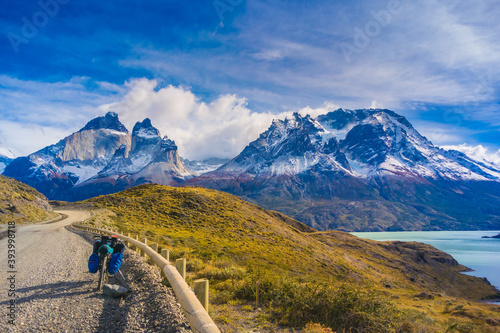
[352, 230, 500, 302]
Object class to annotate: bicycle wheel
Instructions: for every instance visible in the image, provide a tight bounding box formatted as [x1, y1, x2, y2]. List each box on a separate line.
[97, 255, 108, 291]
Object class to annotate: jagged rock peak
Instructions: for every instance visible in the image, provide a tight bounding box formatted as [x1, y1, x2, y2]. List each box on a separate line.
[132, 118, 161, 138]
[267, 112, 323, 138]
[79, 112, 128, 133]
[160, 136, 177, 150]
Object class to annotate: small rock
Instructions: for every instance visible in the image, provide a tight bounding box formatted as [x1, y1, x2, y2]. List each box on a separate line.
[415, 292, 434, 299]
[103, 284, 129, 298]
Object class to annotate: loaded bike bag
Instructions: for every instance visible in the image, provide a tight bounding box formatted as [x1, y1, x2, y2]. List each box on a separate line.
[88, 253, 99, 273]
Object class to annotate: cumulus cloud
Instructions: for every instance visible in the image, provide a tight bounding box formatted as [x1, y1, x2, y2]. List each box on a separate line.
[0, 76, 341, 159]
[100, 79, 339, 160]
[442, 143, 500, 167]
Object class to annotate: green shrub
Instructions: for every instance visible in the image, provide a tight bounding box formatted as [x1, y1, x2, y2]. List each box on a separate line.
[230, 272, 399, 332]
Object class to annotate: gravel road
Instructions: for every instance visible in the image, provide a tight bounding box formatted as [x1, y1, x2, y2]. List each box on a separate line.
[0, 210, 191, 332]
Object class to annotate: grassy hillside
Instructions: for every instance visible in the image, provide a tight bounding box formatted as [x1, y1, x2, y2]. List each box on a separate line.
[0, 175, 57, 224]
[82, 184, 500, 332]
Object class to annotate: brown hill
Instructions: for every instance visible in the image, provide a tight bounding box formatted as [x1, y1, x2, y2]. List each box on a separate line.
[82, 184, 500, 332]
[0, 175, 56, 224]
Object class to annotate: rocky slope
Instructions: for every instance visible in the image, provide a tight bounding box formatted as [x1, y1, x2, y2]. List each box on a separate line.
[186, 109, 500, 231]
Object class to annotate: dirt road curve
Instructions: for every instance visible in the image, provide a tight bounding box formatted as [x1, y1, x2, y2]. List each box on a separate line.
[0, 210, 190, 332]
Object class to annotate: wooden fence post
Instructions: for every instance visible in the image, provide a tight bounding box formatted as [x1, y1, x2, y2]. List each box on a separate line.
[256, 281, 260, 308]
[151, 243, 158, 253]
[141, 238, 148, 257]
[150, 243, 158, 266]
[161, 249, 170, 262]
[194, 279, 209, 311]
[176, 258, 186, 280]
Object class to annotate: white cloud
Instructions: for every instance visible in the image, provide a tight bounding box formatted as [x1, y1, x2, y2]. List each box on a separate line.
[101, 79, 340, 160]
[408, 119, 475, 147]
[441, 143, 500, 168]
[252, 49, 284, 61]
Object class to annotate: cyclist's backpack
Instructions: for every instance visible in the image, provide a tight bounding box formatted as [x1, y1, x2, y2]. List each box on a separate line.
[88, 253, 99, 273]
[108, 252, 123, 275]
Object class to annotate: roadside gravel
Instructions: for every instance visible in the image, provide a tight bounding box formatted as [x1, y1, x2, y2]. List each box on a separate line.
[0, 210, 191, 332]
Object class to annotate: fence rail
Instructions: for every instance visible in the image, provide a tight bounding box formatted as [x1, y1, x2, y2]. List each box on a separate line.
[72, 223, 220, 333]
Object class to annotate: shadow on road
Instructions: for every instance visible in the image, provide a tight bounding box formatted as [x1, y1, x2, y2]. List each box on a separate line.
[0, 280, 96, 306]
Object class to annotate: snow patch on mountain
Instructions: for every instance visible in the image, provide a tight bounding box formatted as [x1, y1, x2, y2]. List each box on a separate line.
[102, 129, 129, 136]
[0, 148, 16, 173]
[319, 123, 355, 142]
[267, 153, 321, 176]
[136, 128, 160, 139]
[129, 154, 154, 172]
[61, 164, 102, 185]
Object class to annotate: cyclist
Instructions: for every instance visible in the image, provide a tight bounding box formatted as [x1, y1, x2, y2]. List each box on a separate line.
[88, 235, 125, 275]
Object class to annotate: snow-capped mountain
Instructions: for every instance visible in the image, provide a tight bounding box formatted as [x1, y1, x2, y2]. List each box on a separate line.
[68, 119, 195, 201]
[215, 113, 351, 177]
[4, 108, 500, 231]
[317, 109, 500, 181]
[3, 112, 130, 198]
[3, 112, 194, 200]
[192, 109, 500, 183]
[187, 109, 500, 231]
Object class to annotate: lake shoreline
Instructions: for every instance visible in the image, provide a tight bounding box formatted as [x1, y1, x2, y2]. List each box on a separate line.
[353, 230, 500, 291]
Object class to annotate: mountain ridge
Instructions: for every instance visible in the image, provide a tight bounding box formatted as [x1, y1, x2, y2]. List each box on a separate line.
[4, 108, 500, 231]
[3, 112, 194, 201]
[186, 108, 500, 231]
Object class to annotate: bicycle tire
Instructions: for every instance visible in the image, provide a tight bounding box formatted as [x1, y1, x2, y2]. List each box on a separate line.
[97, 255, 108, 291]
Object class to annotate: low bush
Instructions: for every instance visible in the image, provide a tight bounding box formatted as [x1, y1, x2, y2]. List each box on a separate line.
[228, 271, 400, 332]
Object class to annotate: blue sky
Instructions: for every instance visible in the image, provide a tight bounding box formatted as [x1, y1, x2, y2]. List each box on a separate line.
[0, 0, 499, 160]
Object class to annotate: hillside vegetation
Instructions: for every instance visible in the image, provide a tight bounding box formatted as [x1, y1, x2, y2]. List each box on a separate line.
[82, 184, 500, 332]
[0, 175, 57, 224]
